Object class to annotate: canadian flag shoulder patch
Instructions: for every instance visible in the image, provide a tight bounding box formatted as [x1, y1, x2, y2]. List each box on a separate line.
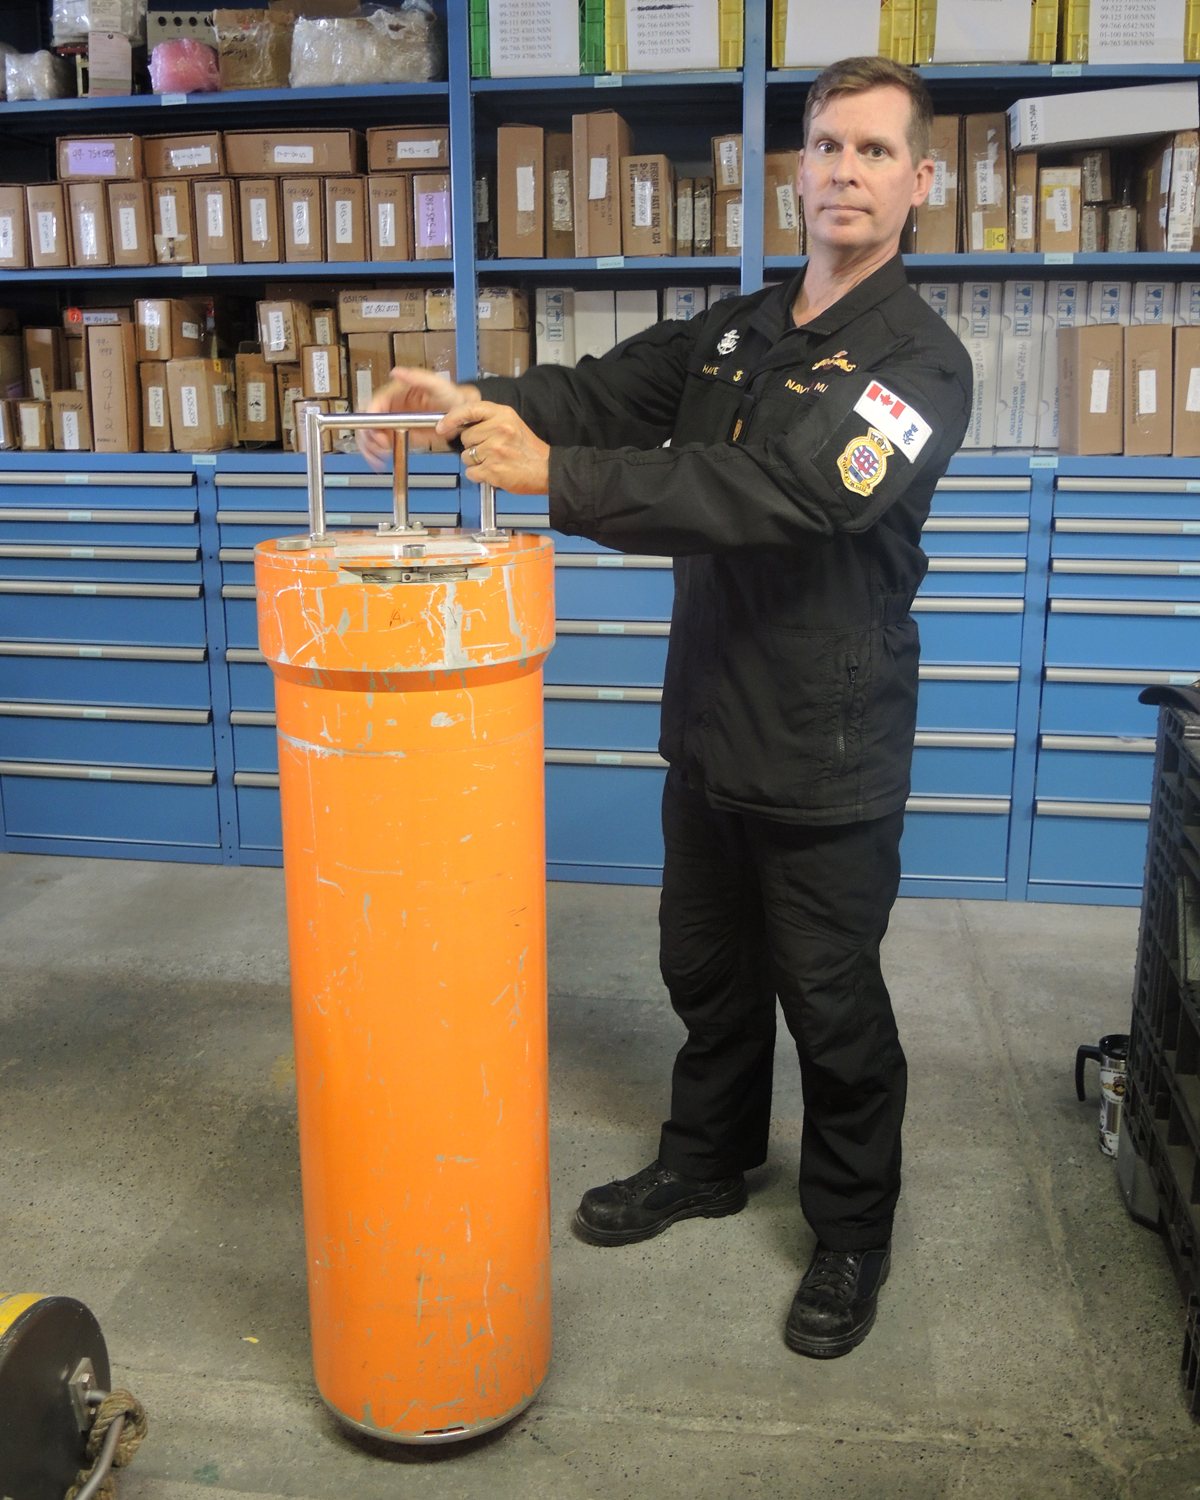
[852, 381, 933, 463]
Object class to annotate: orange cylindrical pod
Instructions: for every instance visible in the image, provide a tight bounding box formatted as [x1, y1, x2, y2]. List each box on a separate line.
[256, 527, 555, 1444]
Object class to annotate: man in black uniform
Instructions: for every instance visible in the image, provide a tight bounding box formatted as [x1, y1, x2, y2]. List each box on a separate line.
[363, 57, 972, 1358]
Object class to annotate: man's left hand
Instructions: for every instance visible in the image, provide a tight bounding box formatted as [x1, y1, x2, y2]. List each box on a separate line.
[437, 401, 551, 496]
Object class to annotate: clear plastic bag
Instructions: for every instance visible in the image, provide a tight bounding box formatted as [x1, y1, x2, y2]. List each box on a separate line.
[53, 0, 147, 45]
[149, 37, 221, 94]
[5, 50, 73, 102]
[214, 9, 294, 91]
[289, 1, 445, 88]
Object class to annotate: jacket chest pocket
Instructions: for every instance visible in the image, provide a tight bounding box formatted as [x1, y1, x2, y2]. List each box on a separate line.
[678, 369, 745, 442]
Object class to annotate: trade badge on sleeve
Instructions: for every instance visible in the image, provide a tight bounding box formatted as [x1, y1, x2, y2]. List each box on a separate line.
[853, 381, 933, 461]
[837, 426, 893, 497]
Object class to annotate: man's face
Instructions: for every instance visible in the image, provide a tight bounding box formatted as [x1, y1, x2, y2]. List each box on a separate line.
[799, 86, 934, 258]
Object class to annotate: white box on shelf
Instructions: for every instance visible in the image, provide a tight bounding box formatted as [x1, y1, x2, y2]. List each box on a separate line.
[1008, 82, 1199, 153]
[1088, 0, 1185, 66]
[779, 0, 881, 67]
[574, 289, 616, 361]
[1036, 280, 1084, 448]
[622, 0, 723, 71]
[615, 288, 659, 342]
[933, 0, 1034, 63]
[996, 280, 1046, 447]
[488, 0, 581, 78]
[535, 287, 576, 367]
[1176, 283, 1200, 324]
[958, 282, 1003, 449]
[1132, 281, 1178, 324]
[917, 283, 961, 325]
[663, 286, 706, 320]
[1086, 281, 1132, 325]
[707, 284, 739, 305]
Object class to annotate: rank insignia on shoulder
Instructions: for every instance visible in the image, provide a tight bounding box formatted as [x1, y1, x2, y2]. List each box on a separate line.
[717, 329, 740, 355]
[837, 426, 893, 497]
[812, 349, 856, 373]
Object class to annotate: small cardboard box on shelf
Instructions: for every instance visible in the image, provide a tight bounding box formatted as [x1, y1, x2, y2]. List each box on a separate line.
[239, 179, 282, 262]
[366, 125, 449, 173]
[621, 156, 675, 257]
[963, 115, 1009, 253]
[194, 179, 241, 264]
[478, 330, 531, 379]
[56, 135, 142, 181]
[1009, 82, 1199, 153]
[66, 182, 111, 267]
[23, 328, 67, 402]
[282, 179, 325, 263]
[166, 358, 236, 452]
[368, 175, 414, 261]
[143, 134, 225, 178]
[0, 186, 29, 269]
[258, 300, 315, 363]
[26, 185, 69, 269]
[498, 127, 544, 258]
[413, 174, 451, 260]
[1174, 327, 1200, 455]
[545, 132, 575, 259]
[337, 289, 425, 334]
[224, 130, 365, 176]
[1124, 324, 1173, 456]
[17, 400, 50, 451]
[135, 300, 207, 363]
[236, 349, 279, 444]
[150, 181, 195, 264]
[108, 181, 152, 267]
[1057, 324, 1124, 455]
[714, 189, 742, 257]
[1039, 167, 1082, 254]
[50, 390, 91, 452]
[140, 362, 171, 453]
[571, 111, 632, 259]
[763, 152, 801, 257]
[87, 323, 141, 454]
[346, 333, 393, 410]
[713, 133, 742, 191]
[325, 177, 367, 261]
[302, 343, 348, 399]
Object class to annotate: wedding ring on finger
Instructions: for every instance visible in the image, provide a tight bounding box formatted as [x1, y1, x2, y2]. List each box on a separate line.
[468, 445, 480, 465]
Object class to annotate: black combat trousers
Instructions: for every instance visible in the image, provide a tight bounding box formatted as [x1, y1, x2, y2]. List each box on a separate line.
[656, 767, 907, 1253]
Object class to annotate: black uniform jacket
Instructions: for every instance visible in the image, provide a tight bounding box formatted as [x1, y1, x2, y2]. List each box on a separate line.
[478, 256, 973, 825]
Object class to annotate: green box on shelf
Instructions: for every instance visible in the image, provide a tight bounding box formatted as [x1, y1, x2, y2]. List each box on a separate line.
[470, 0, 605, 78]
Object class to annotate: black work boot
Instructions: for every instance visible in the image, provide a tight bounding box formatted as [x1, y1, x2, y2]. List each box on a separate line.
[784, 1241, 892, 1358]
[573, 1159, 747, 1246]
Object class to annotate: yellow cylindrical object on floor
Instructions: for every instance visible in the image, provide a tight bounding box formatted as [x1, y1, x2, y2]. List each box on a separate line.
[256, 520, 555, 1445]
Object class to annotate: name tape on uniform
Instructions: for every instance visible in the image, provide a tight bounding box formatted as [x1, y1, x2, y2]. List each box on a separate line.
[852, 382, 932, 463]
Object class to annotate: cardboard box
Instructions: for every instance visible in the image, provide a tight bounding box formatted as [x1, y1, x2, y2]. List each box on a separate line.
[1009, 81, 1198, 153]
[282, 178, 324, 263]
[917, 283, 961, 326]
[1169, 132, 1199, 253]
[107, 181, 152, 266]
[1039, 167, 1082, 254]
[1087, 281, 1132, 325]
[413, 173, 451, 260]
[663, 286, 706, 321]
[143, 133, 225, 178]
[763, 152, 800, 257]
[324, 176, 367, 261]
[258, 300, 314, 363]
[963, 115, 1009, 253]
[545, 132, 574, 258]
[536, 287, 575, 366]
[621, 155, 675, 257]
[712, 134, 742, 191]
[1176, 283, 1200, 325]
[478, 329, 531, 379]
[150, 181, 195, 264]
[235, 349, 279, 444]
[959, 281, 1003, 448]
[426, 287, 456, 329]
[17, 400, 50, 451]
[575, 289, 616, 360]
[929, 0, 1036, 61]
[26, 185, 69, 269]
[87, 323, 140, 454]
[675, 179, 694, 257]
[692, 178, 713, 255]
[616, 287, 658, 342]
[714, 189, 742, 257]
[1057, 324, 1123, 455]
[239, 179, 282, 262]
[337, 288, 425, 334]
[1080, 204, 1105, 254]
[1036, 279, 1084, 447]
[0, 185, 29, 269]
[1132, 282, 1176, 324]
[140, 361, 171, 452]
[571, 111, 632, 258]
[1173, 326, 1200, 454]
[23, 328, 66, 402]
[1125, 324, 1173, 455]
[223, 129, 365, 176]
[346, 333, 393, 410]
[366, 124, 449, 172]
[0, 400, 19, 450]
[310, 306, 337, 345]
[136, 299, 207, 363]
[51, 389, 92, 452]
[479, 287, 529, 330]
[167, 358, 236, 452]
[1108, 204, 1138, 253]
[1075, 148, 1113, 203]
[1010, 149, 1038, 255]
[498, 127, 544, 259]
[996, 280, 1046, 447]
[368, 174, 414, 261]
[194, 178, 241, 264]
[65, 182, 110, 267]
[302, 342, 347, 399]
[392, 331, 426, 368]
[276, 364, 305, 446]
[423, 331, 456, 379]
[56, 134, 142, 180]
[0, 335, 22, 399]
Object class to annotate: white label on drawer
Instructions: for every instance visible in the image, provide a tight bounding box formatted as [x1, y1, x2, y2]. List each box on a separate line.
[634, 179, 653, 227]
[718, 139, 739, 186]
[37, 211, 56, 256]
[928, 160, 947, 209]
[1184, 522, 1200, 533]
[72, 584, 97, 595]
[214, 384, 227, 428]
[79, 646, 102, 656]
[67, 510, 92, 520]
[69, 545, 92, 557]
[158, 194, 178, 239]
[206, 192, 224, 239]
[118, 204, 138, 251]
[589, 155, 608, 200]
[596, 555, 624, 566]
[335, 199, 354, 244]
[377, 201, 396, 248]
[65, 474, 88, 485]
[726, 199, 742, 250]
[62, 414, 81, 451]
[596, 752, 623, 764]
[1170, 672, 1199, 681]
[1138, 368, 1158, 416]
[362, 301, 400, 319]
[275, 145, 314, 165]
[516, 165, 536, 214]
[597, 687, 625, 699]
[182, 321, 200, 342]
[598, 622, 625, 633]
[88, 768, 111, 779]
[78, 210, 98, 260]
[311, 349, 331, 394]
[394, 138, 440, 160]
[246, 380, 267, 424]
[267, 309, 286, 351]
[82, 707, 106, 718]
[355, 369, 373, 409]
[29, 369, 45, 401]
[1175, 604, 1200, 615]
[250, 197, 269, 243]
[1181, 563, 1200, 574]
[291, 199, 310, 246]
[181, 385, 200, 428]
[1089, 368, 1110, 414]
[148, 386, 165, 428]
[776, 183, 797, 231]
[170, 146, 212, 170]
[1187, 368, 1200, 413]
[1015, 193, 1034, 243]
[19, 406, 40, 446]
[0, 214, 12, 259]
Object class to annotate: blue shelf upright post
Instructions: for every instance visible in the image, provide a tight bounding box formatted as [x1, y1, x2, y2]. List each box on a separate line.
[448, 0, 480, 529]
[741, 0, 767, 295]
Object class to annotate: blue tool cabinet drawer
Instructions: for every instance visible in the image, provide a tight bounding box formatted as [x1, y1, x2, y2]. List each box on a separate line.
[1045, 600, 1200, 668]
[929, 477, 1031, 517]
[1052, 518, 1200, 561]
[222, 592, 260, 650]
[912, 599, 1024, 663]
[1053, 478, 1200, 521]
[0, 706, 214, 770]
[1049, 562, 1200, 602]
[0, 644, 210, 708]
[917, 667, 1019, 730]
[546, 757, 668, 870]
[899, 797, 1011, 880]
[546, 624, 670, 688]
[0, 472, 196, 513]
[919, 559, 1026, 597]
[909, 735, 1015, 797]
[0, 549, 202, 585]
[0, 765, 219, 846]
[230, 713, 278, 773]
[234, 777, 282, 850]
[0, 583, 206, 646]
[1029, 804, 1150, 888]
[1035, 737, 1156, 804]
[544, 689, 662, 752]
[1039, 670, 1197, 736]
[227, 653, 274, 710]
[0, 511, 198, 549]
[553, 559, 674, 621]
[921, 517, 1028, 557]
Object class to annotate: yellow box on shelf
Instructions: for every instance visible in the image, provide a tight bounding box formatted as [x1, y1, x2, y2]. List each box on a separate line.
[772, 0, 915, 68]
[915, 0, 1060, 64]
[605, 0, 743, 73]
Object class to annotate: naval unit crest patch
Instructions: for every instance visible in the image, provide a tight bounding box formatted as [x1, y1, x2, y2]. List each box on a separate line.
[836, 426, 893, 497]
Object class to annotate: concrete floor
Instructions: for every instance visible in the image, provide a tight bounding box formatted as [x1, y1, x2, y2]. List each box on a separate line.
[1, 852, 1197, 1499]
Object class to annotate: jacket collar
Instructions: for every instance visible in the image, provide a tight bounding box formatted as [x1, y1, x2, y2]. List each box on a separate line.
[748, 254, 908, 344]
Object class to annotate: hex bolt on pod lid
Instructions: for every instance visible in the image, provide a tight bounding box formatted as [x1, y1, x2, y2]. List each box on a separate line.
[255, 411, 556, 1445]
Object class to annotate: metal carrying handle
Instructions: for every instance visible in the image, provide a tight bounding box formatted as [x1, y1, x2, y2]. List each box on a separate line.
[300, 409, 502, 545]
